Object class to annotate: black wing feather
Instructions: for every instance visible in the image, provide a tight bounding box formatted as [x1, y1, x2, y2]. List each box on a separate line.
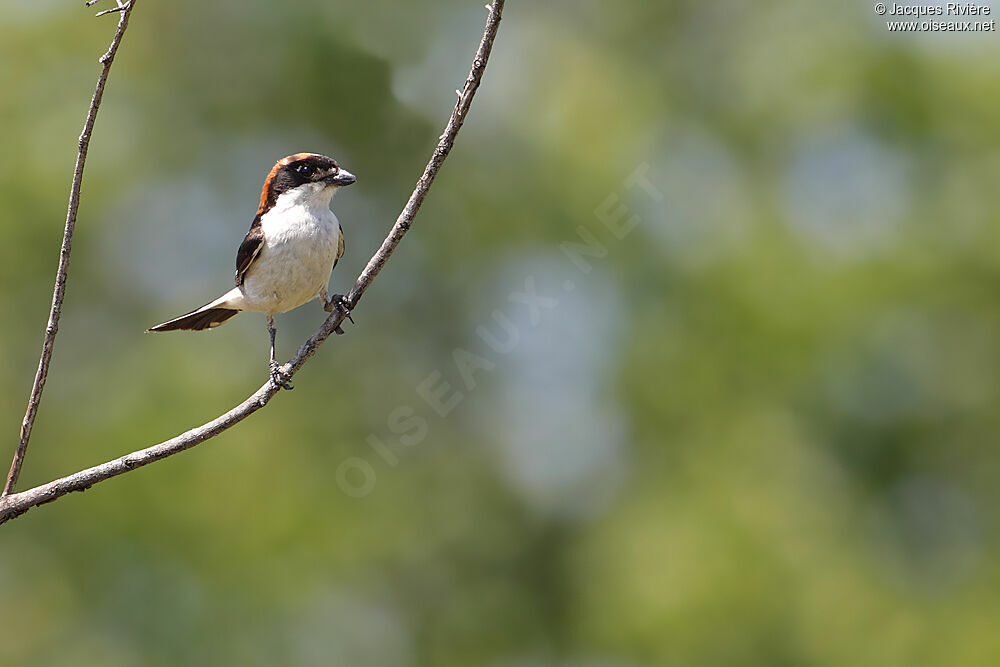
[235, 221, 264, 286]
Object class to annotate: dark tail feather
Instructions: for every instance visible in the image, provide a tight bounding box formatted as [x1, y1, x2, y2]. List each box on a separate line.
[146, 306, 241, 332]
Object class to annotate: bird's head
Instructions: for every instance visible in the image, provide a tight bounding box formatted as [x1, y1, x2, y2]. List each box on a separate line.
[257, 152, 356, 215]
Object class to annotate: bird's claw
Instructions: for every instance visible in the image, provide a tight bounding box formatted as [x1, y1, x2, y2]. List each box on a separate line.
[269, 361, 294, 390]
[324, 294, 354, 335]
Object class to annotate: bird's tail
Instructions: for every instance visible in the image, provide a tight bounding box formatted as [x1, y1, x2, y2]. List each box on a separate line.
[146, 292, 243, 332]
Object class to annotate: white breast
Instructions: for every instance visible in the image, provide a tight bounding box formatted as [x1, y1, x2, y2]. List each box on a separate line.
[240, 184, 342, 315]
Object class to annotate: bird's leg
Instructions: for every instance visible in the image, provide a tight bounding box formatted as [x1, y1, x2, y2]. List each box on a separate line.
[267, 315, 293, 390]
[322, 291, 354, 336]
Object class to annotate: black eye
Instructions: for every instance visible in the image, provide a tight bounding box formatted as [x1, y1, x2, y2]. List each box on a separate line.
[295, 164, 314, 177]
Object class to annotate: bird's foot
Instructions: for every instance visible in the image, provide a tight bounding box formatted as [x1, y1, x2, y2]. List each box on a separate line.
[269, 360, 294, 390]
[323, 293, 354, 335]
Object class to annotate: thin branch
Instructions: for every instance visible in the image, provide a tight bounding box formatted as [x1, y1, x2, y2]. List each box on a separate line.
[0, 0, 505, 525]
[95, 6, 128, 18]
[3, 1, 137, 498]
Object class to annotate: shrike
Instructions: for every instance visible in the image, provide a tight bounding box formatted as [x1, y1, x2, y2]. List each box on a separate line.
[147, 153, 356, 389]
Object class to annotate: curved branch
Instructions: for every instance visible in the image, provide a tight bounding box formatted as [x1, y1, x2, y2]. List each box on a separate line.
[0, 0, 506, 525]
[4, 0, 138, 497]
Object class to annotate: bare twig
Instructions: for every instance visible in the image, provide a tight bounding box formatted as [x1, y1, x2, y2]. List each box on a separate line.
[95, 6, 127, 18]
[3, 1, 137, 498]
[0, 0, 505, 525]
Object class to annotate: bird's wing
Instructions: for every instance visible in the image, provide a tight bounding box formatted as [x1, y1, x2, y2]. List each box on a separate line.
[235, 221, 264, 286]
[333, 227, 345, 270]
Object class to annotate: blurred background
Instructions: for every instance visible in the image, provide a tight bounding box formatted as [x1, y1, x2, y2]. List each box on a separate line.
[2, 0, 1000, 665]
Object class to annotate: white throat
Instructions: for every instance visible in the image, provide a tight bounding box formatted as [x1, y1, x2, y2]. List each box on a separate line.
[270, 182, 339, 216]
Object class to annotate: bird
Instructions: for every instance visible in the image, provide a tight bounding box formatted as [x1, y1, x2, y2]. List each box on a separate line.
[147, 152, 357, 390]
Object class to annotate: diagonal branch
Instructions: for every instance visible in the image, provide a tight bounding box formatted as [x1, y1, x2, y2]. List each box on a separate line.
[0, 0, 505, 525]
[3, 0, 137, 498]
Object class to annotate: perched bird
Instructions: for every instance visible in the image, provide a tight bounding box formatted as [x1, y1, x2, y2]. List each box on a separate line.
[147, 152, 357, 389]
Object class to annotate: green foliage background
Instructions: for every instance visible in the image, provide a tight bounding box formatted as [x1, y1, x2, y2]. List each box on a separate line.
[2, 1, 1000, 665]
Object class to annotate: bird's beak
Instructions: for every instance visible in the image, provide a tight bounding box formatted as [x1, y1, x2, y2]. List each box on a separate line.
[329, 169, 357, 186]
